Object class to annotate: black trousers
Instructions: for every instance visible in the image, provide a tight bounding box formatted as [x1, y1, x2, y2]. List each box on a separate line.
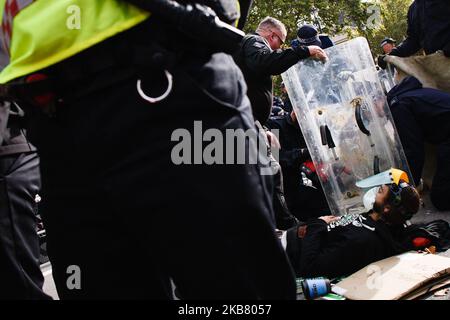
[391, 96, 450, 210]
[0, 152, 49, 300]
[25, 31, 296, 299]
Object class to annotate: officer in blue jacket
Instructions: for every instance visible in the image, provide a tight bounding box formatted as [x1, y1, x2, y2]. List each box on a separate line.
[387, 76, 450, 210]
[390, 0, 450, 57]
[378, 0, 450, 68]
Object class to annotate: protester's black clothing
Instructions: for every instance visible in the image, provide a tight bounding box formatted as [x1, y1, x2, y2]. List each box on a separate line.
[23, 17, 296, 299]
[285, 213, 405, 278]
[387, 76, 450, 210]
[267, 114, 330, 220]
[234, 33, 310, 124]
[390, 0, 450, 57]
[0, 152, 50, 300]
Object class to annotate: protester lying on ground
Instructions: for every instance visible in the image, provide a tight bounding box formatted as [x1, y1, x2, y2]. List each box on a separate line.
[280, 169, 421, 278]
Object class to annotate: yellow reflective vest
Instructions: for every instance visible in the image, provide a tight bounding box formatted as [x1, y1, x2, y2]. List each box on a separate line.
[0, 0, 150, 84]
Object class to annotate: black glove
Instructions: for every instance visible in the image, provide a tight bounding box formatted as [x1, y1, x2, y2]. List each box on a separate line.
[377, 54, 387, 70]
[293, 45, 311, 59]
[176, 3, 245, 54]
[125, 0, 245, 54]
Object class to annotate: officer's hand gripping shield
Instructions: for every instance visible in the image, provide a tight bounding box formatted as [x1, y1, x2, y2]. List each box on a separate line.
[281, 37, 412, 216]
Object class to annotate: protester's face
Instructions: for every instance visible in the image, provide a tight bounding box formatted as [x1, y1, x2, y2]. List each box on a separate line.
[382, 43, 395, 54]
[373, 185, 390, 212]
[373, 185, 406, 225]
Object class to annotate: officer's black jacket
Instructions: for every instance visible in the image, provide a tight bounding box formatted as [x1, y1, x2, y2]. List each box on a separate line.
[387, 76, 450, 145]
[390, 0, 450, 57]
[234, 33, 310, 124]
[124, 0, 252, 26]
[285, 213, 406, 278]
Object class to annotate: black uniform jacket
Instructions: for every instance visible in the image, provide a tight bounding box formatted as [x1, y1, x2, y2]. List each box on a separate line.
[234, 33, 309, 124]
[391, 0, 450, 57]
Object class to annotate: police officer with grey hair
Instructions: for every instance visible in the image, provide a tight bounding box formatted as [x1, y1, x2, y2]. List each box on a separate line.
[234, 17, 327, 124]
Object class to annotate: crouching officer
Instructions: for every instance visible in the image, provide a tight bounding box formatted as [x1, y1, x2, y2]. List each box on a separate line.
[0, 0, 296, 299]
[387, 75, 450, 211]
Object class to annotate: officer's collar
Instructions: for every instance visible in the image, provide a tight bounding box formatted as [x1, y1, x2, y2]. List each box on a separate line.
[254, 32, 273, 51]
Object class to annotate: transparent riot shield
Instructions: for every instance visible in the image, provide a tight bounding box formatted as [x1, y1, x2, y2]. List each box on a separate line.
[378, 66, 396, 95]
[281, 37, 412, 216]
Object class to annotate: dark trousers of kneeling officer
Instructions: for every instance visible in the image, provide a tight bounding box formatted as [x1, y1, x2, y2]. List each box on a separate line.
[0, 102, 49, 299]
[388, 76, 450, 211]
[17, 20, 296, 299]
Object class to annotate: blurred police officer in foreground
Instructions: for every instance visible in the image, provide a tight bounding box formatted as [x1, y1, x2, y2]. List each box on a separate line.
[0, 0, 297, 299]
[0, 101, 50, 299]
[234, 17, 327, 125]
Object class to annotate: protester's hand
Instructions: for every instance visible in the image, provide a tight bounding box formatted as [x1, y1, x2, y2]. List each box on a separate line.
[377, 54, 387, 69]
[307, 45, 327, 61]
[319, 215, 339, 224]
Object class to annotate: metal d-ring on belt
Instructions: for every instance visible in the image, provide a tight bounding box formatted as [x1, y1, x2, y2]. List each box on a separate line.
[136, 69, 173, 104]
